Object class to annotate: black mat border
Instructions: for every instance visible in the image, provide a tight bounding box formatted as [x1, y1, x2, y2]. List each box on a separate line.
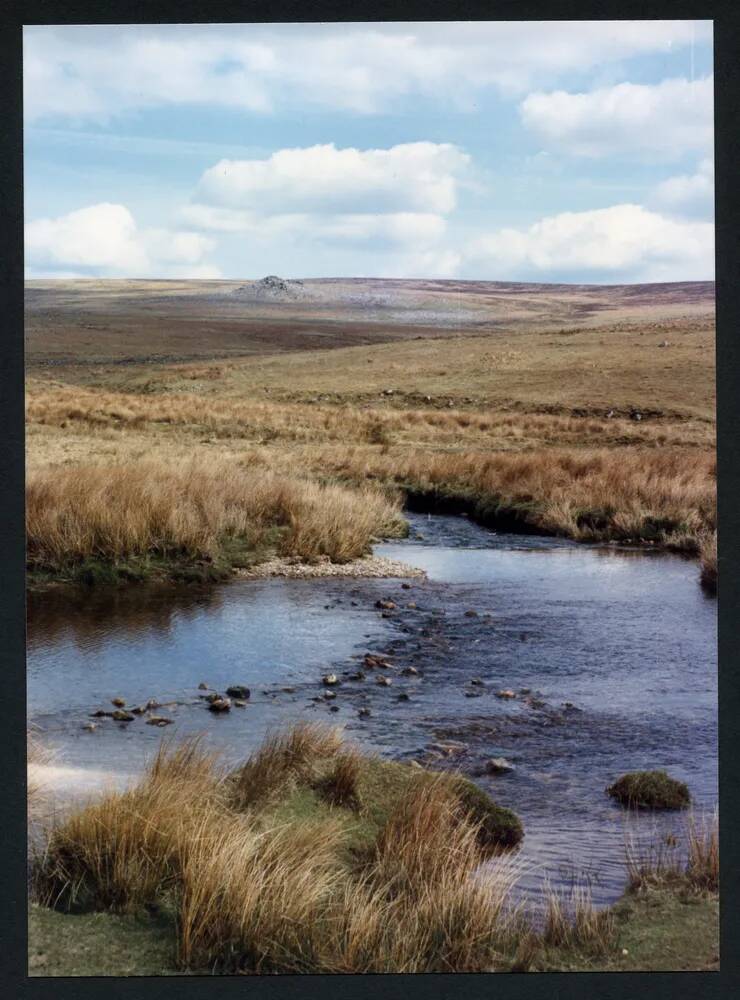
[1, 2, 738, 997]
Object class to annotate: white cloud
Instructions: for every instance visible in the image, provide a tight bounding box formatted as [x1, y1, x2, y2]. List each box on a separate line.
[24, 21, 712, 121]
[194, 143, 469, 215]
[25, 203, 219, 278]
[652, 158, 714, 216]
[466, 204, 714, 282]
[520, 76, 713, 158]
[181, 143, 462, 254]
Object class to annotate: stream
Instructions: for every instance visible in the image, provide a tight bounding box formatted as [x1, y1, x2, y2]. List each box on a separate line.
[27, 512, 717, 908]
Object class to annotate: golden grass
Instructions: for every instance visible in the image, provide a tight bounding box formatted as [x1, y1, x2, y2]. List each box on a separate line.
[34, 726, 711, 974]
[230, 722, 345, 810]
[32, 728, 526, 973]
[26, 456, 404, 575]
[322, 445, 716, 550]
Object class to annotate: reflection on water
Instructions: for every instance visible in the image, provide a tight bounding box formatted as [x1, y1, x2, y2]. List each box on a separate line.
[27, 512, 717, 908]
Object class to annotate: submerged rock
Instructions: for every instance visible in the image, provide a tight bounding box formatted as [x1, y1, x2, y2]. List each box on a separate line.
[146, 716, 173, 727]
[226, 685, 250, 700]
[481, 757, 515, 775]
[112, 709, 134, 722]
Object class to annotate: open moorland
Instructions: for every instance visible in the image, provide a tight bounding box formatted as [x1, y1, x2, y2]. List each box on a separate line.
[26, 278, 718, 974]
[26, 276, 716, 589]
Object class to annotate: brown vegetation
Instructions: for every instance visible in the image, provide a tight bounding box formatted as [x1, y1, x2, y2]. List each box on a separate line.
[26, 457, 404, 579]
[33, 727, 529, 973]
[625, 810, 719, 893]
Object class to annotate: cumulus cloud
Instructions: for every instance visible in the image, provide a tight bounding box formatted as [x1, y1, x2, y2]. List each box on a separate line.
[24, 21, 711, 121]
[194, 143, 469, 216]
[25, 203, 219, 278]
[180, 143, 463, 254]
[520, 76, 713, 158]
[466, 204, 714, 282]
[651, 158, 714, 216]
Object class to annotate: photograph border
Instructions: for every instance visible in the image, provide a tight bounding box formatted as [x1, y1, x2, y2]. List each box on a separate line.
[2, 1, 738, 997]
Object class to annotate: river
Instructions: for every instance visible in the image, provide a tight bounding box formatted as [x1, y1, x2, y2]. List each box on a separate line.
[27, 512, 717, 907]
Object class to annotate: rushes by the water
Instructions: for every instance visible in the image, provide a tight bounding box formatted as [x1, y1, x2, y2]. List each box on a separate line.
[625, 810, 719, 893]
[699, 531, 718, 592]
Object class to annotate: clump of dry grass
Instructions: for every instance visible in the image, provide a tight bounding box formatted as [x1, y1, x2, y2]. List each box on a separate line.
[33, 727, 526, 973]
[33, 739, 224, 912]
[177, 813, 347, 972]
[699, 531, 717, 592]
[317, 752, 362, 810]
[686, 812, 719, 892]
[26, 457, 404, 577]
[625, 810, 718, 894]
[230, 722, 345, 810]
[27, 729, 55, 819]
[542, 881, 615, 953]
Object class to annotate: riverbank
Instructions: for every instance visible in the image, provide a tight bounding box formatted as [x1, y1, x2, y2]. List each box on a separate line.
[25, 306, 716, 592]
[28, 724, 718, 975]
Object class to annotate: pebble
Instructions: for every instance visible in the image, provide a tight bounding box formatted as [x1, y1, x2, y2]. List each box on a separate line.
[323, 674, 338, 687]
[208, 698, 231, 713]
[146, 716, 173, 727]
[397, 692, 410, 702]
[376, 675, 392, 687]
[198, 682, 209, 690]
[496, 690, 517, 700]
[464, 610, 478, 618]
[358, 707, 372, 718]
[324, 690, 337, 701]
[82, 722, 98, 732]
[112, 710, 134, 722]
[111, 697, 126, 708]
[401, 666, 419, 676]
[470, 677, 485, 687]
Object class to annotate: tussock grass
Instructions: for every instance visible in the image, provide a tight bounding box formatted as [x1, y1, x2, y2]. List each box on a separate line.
[33, 739, 224, 912]
[33, 725, 712, 973]
[230, 722, 345, 810]
[26, 457, 404, 579]
[33, 727, 528, 973]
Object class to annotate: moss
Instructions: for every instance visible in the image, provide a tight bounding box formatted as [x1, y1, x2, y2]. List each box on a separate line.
[451, 776, 525, 850]
[254, 756, 523, 859]
[607, 771, 690, 811]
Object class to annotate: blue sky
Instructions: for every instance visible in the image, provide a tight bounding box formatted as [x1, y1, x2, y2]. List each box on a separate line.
[24, 21, 714, 283]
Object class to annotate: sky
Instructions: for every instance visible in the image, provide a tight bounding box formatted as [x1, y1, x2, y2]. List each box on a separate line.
[23, 21, 715, 284]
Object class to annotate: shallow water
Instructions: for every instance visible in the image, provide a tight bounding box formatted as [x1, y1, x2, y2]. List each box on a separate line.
[27, 512, 717, 907]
